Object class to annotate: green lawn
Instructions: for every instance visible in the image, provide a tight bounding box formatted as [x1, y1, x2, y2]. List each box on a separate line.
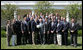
[1, 37, 82, 49]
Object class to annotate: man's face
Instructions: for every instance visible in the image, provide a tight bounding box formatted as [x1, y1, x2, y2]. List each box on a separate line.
[18, 16, 20, 20]
[71, 19, 74, 23]
[24, 17, 26, 20]
[63, 18, 66, 22]
[27, 14, 29, 17]
[56, 13, 58, 16]
[13, 19, 16, 23]
[58, 19, 60, 23]
[61, 17, 63, 20]
[39, 18, 42, 22]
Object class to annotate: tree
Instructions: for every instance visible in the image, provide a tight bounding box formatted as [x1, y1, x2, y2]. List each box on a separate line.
[65, 3, 82, 22]
[34, 1, 54, 15]
[1, 4, 17, 20]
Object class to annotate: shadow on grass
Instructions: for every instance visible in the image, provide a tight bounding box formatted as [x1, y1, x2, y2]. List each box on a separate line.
[68, 38, 82, 47]
[77, 44, 82, 46]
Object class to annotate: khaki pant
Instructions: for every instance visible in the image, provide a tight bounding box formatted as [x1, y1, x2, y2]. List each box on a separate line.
[32, 32, 35, 44]
[57, 34, 62, 45]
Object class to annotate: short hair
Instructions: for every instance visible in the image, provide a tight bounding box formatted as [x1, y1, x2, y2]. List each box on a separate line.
[23, 14, 27, 18]
[39, 17, 42, 19]
[6, 20, 10, 25]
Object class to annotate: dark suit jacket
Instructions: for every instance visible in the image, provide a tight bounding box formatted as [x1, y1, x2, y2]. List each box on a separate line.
[11, 22, 17, 35]
[31, 20, 38, 32]
[56, 22, 63, 34]
[6, 24, 12, 36]
[42, 22, 49, 33]
[21, 21, 29, 33]
[48, 21, 57, 33]
[15, 20, 21, 33]
[26, 17, 30, 23]
[69, 22, 78, 34]
[62, 22, 69, 34]
[28, 20, 34, 32]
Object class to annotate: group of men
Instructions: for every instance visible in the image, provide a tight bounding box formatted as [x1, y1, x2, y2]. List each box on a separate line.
[8, 13, 78, 47]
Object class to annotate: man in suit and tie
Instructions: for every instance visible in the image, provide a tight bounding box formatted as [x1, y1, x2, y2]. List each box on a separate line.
[42, 18, 49, 44]
[31, 17, 39, 45]
[56, 19, 63, 45]
[21, 15, 29, 45]
[15, 15, 22, 45]
[49, 17, 56, 44]
[38, 17, 44, 44]
[6, 20, 12, 46]
[69, 18, 79, 47]
[60, 17, 65, 45]
[28, 17, 34, 44]
[62, 17, 69, 46]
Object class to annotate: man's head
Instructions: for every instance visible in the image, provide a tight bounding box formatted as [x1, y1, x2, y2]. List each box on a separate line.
[17, 15, 21, 20]
[56, 13, 59, 16]
[27, 14, 29, 17]
[57, 19, 60, 23]
[12, 19, 16, 23]
[51, 17, 54, 22]
[39, 17, 42, 22]
[61, 17, 63, 21]
[30, 17, 33, 21]
[7, 20, 10, 24]
[71, 18, 75, 23]
[63, 17, 66, 22]
[45, 18, 47, 22]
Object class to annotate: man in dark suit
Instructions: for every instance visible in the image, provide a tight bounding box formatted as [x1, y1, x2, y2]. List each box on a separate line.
[56, 19, 63, 45]
[21, 15, 29, 45]
[60, 17, 65, 45]
[15, 15, 22, 45]
[6, 20, 12, 46]
[54, 18, 58, 44]
[49, 17, 56, 44]
[69, 18, 78, 47]
[42, 18, 49, 44]
[28, 17, 34, 44]
[38, 18, 44, 44]
[62, 17, 69, 46]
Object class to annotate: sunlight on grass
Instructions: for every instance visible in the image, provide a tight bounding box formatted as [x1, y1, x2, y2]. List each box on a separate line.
[1, 37, 82, 49]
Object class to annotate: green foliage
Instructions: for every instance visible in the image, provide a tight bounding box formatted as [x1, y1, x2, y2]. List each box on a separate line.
[1, 4, 17, 20]
[34, 1, 55, 15]
[1, 30, 6, 37]
[17, 9, 32, 16]
[65, 4, 82, 22]
[78, 30, 82, 36]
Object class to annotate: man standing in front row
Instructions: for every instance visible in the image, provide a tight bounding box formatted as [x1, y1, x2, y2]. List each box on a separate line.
[21, 16, 29, 45]
[62, 17, 69, 46]
[56, 19, 63, 45]
[69, 18, 79, 47]
[15, 16, 22, 45]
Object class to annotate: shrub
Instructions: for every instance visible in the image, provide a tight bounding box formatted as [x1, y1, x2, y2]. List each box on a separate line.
[78, 30, 82, 36]
[1, 30, 6, 37]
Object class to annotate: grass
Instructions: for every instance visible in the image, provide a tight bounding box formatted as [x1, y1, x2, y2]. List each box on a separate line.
[1, 36, 82, 49]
